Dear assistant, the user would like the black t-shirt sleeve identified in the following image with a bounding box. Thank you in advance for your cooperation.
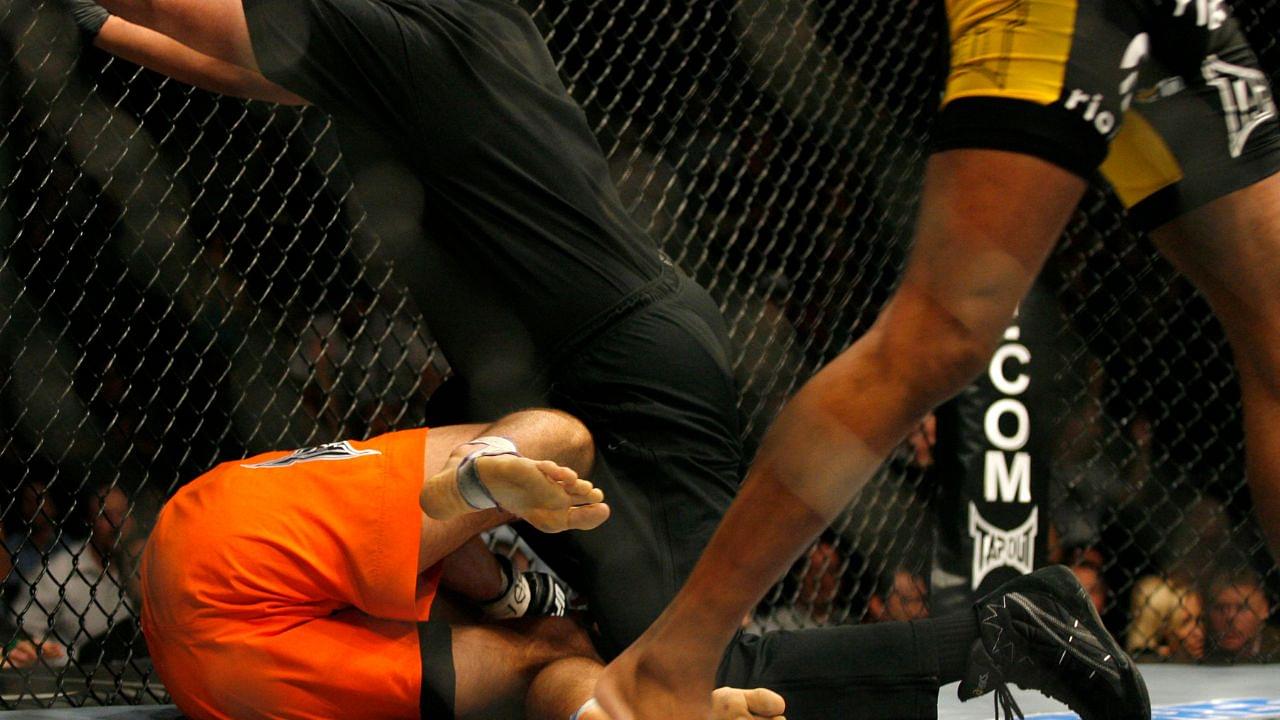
[243,0,413,114]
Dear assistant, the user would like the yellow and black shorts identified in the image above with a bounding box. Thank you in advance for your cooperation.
[935,0,1280,229]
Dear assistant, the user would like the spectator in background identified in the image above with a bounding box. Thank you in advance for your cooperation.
[79,529,150,664]
[1057,544,1108,617]
[1204,570,1280,662]
[794,539,847,626]
[4,481,61,595]
[11,484,138,660]
[1126,575,1205,661]
[866,568,930,624]
[1071,562,1109,617]
[0,516,69,670]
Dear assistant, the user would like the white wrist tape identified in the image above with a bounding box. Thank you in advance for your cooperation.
[456,436,520,510]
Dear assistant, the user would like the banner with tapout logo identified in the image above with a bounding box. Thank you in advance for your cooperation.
[930,281,1061,616]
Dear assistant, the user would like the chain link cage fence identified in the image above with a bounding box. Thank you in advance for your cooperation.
[1,0,1277,708]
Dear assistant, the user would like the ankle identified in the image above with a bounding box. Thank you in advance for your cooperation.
[914,609,980,684]
[420,468,473,520]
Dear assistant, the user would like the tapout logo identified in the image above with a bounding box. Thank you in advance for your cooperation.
[1171,0,1228,30]
[1203,55,1278,158]
[242,441,381,468]
[969,504,1039,588]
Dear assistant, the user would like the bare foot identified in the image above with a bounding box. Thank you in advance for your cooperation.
[422,455,610,533]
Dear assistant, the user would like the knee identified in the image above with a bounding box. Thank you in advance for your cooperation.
[874,299,1002,407]
[537,408,596,473]
[562,412,595,469]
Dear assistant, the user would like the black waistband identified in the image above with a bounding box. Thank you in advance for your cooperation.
[419,620,456,719]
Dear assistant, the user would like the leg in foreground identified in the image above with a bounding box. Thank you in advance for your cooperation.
[439,616,785,720]
[1150,172,1280,562]
[597,148,1088,719]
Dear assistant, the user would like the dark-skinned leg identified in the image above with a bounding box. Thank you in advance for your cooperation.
[1150,171,1280,562]
[597,148,1087,719]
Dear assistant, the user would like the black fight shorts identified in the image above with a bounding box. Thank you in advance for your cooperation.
[934,0,1280,229]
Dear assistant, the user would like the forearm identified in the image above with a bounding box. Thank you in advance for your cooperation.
[94,16,305,104]
[95,0,259,70]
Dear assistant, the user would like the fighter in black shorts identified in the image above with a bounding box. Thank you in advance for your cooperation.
[599,0,1280,717]
[59,0,1148,717]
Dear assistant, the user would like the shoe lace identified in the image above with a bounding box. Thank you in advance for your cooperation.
[986,665,1026,719]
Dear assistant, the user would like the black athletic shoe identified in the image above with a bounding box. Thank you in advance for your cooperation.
[958,566,1151,720]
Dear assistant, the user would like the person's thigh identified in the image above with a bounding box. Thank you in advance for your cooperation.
[892,149,1083,347]
[1150,173,1280,560]
[914,0,1135,366]
[937,0,1150,178]
[447,617,600,719]
[154,610,423,720]
[1148,172,1280,325]
[141,429,437,634]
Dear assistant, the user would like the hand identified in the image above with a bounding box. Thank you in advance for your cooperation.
[2,641,39,670]
[39,640,67,661]
[709,687,786,720]
[1,639,65,669]
[53,0,111,39]
[482,555,569,619]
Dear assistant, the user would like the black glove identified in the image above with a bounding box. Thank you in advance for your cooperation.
[56,0,110,40]
[480,554,568,620]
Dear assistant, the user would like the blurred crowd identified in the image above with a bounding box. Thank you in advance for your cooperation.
[746,514,1277,665]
